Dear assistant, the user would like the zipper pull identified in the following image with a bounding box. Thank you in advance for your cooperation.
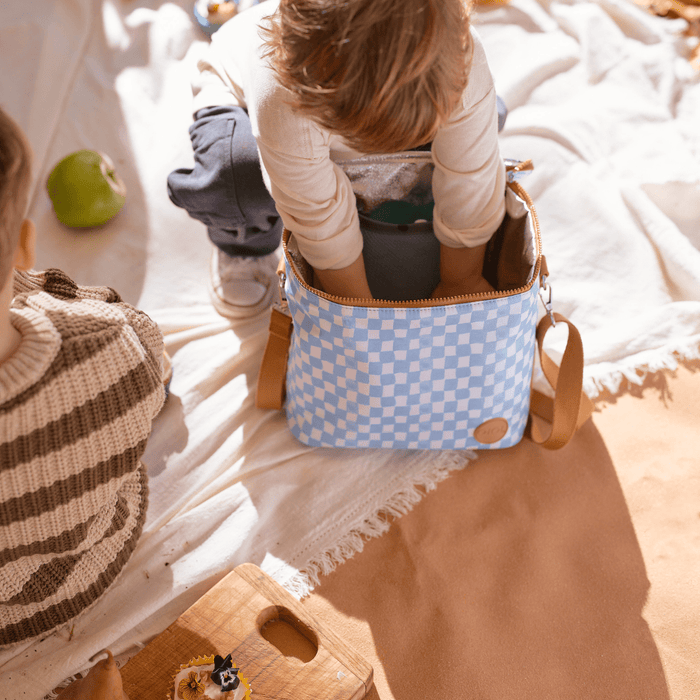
[538,255,556,327]
[505,159,534,183]
[276,254,289,307]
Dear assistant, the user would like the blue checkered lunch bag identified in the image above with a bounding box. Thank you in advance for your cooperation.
[257,157,592,450]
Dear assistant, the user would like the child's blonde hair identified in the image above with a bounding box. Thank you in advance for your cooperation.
[0,107,32,288]
[264,0,472,154]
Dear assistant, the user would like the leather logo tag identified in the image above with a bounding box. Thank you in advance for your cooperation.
[474,418,509,444]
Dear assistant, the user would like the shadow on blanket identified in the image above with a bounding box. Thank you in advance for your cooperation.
[593,358,700,409]
[315,420,670,699]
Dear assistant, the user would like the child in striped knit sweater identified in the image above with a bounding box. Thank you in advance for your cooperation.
[0,107,168,648]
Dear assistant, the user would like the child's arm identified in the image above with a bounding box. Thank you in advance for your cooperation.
[193,9,369,298]
[431,242,494,299]
[77,277,167,398]
[313,253,373,299]
[431,29,506,295]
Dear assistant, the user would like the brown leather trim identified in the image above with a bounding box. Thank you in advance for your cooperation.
[527,314,594,449]
[474,418,509,444]
[256,307,294,410]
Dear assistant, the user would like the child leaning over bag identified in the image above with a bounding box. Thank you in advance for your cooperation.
[0,106,168,648]
[168,0,506,314]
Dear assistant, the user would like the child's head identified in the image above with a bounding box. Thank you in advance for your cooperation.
[0,107,33,289]
[265,0,472,154]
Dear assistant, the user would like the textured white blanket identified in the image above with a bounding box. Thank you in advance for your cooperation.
[0,0,699,697]
[482,0,700,394]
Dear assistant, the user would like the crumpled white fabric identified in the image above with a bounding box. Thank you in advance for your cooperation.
[478,0,700,394]
[0,0,699,697]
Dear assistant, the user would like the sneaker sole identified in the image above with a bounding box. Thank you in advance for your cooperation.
[208,280,276,319]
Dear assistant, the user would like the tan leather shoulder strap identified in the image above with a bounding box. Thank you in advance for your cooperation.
[255,305,293,410]
[527,313,594,449]
[255,305,592,450]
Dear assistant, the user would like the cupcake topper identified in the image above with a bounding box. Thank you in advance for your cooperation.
[211,654,241,692]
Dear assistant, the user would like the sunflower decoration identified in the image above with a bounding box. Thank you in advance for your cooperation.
[169,653,252,700]
[178,670,205,700]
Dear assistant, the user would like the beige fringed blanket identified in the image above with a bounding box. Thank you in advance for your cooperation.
[0,0,699,697]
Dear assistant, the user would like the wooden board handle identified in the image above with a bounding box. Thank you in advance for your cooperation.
[234,564,373,688]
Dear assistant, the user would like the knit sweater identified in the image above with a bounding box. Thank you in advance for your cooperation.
[0,269,165,647]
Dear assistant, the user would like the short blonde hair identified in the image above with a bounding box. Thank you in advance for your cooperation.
[0,107,32,288]
[263,0,472,154]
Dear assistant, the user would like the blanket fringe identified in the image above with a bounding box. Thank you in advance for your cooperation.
[283,339,700,598]
[283,450,475,599]
[584,337,700,399]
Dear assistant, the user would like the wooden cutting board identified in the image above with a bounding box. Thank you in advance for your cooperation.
[120,563,373,700]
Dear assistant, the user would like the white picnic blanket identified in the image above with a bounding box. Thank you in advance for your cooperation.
[0,0,699,697]
[479,0,700,393]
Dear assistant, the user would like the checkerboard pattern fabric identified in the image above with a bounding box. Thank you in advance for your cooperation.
[284,271,540,450]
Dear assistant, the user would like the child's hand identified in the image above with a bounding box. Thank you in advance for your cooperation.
[432,242,495,299]
[312,255,373,300]
[56,650,128,700]
[431,275,495,300]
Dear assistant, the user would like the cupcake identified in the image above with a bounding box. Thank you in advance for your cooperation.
[169,654,251,700]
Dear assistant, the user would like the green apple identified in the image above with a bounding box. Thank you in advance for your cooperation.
[47,150,126,227]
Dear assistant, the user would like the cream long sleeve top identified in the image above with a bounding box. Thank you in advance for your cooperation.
[192,0,506,270]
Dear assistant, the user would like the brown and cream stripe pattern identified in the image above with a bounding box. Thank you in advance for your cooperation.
[1,269,165,647]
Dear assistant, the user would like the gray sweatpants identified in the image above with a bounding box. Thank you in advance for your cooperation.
[167,105,282,258]
[167,99,508,259]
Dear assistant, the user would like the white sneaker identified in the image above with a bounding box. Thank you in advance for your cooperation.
[209,247,281,319]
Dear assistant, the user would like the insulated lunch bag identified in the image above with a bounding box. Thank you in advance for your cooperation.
[256,156,592,450]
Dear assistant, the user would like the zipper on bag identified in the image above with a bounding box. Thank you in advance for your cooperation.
[280,159,544,309]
